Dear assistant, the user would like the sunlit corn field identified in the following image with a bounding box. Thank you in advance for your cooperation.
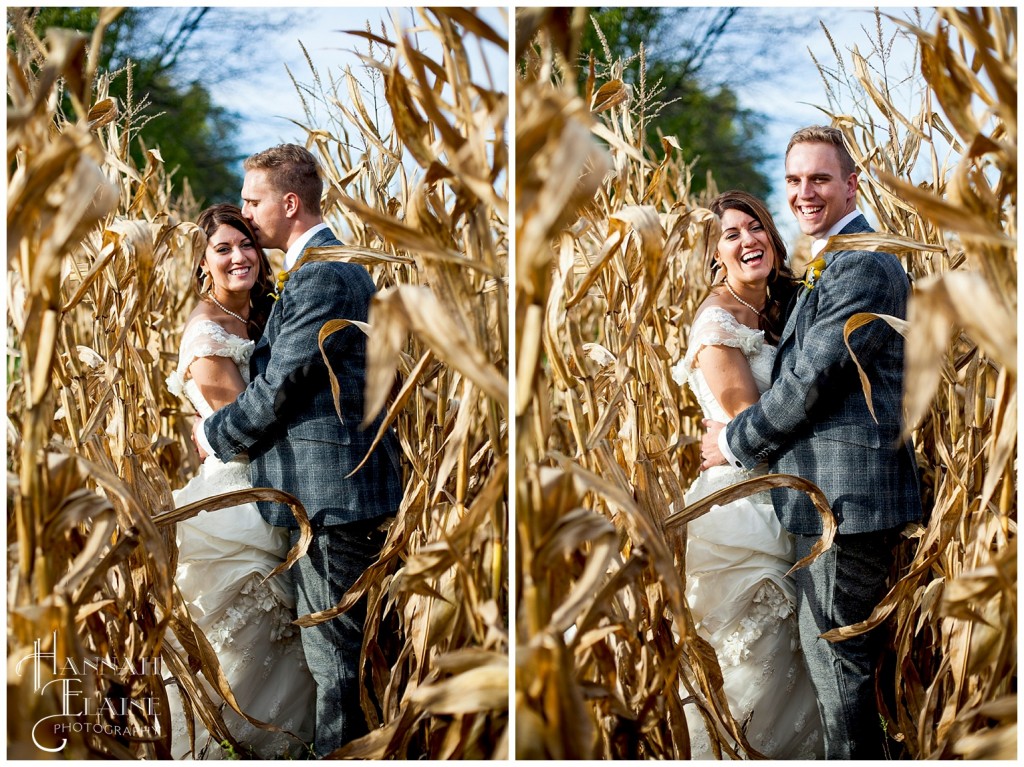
[515,7,1014,760]
[7,7,508,759]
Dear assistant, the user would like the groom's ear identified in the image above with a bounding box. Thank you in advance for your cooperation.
[282,191,301,218]
[845,172,859,201]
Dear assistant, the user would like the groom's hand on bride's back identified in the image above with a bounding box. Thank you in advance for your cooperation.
[700,419,727,470]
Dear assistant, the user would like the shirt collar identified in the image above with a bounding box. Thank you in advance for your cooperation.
[283,222,330,270]
[811,210,862,257]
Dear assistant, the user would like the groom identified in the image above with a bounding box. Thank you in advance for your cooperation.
[701,126,922,759]
[195,143,403,756]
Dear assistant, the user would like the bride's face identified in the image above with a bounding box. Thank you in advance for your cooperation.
[716,208,776,287]
[201,224,260,297]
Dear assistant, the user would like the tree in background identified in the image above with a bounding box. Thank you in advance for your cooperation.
[26,7,291,206]
[580,7,815,201]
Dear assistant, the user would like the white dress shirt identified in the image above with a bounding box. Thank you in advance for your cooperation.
[196,222,331,459]
[716,209,863,469]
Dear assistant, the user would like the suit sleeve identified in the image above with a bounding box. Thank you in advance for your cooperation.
[726,250,907,467]
[204,262,370,460]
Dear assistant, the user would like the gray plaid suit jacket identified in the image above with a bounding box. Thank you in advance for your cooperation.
[727,215,922,535]
[205,227,403,528]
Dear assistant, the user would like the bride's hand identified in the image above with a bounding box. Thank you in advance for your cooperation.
[700,419,726,470]
[192,418,209,461]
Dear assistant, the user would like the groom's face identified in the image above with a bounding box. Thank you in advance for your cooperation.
[241,169,289,252]
[785,142,858,238]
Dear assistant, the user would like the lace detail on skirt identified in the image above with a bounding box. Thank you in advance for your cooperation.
[205,574,301,651]
[167,566,314,759]
[719,581,794,668]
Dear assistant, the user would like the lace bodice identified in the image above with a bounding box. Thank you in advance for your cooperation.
[671,307,776,423]
[166,319,254,418]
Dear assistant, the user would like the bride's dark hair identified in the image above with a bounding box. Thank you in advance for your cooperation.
[706,190,799,345]
[192,203,275,338]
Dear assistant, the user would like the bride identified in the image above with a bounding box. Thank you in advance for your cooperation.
[672,191,823,759]
[164,203,315,758]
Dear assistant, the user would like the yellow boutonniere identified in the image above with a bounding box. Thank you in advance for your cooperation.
[800,257,828,290]
[272,270,291,301]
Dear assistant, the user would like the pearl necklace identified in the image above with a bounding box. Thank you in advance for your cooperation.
[724,280,765,317]
[208,294,249,325]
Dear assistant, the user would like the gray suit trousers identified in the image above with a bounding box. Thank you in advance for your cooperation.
[290,519,386,757]
[794,529,899,760]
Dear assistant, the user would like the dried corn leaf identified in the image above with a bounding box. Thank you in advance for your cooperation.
[366,285,506,408]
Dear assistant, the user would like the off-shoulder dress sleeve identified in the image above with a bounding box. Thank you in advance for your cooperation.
[671,307,764,388]
[166,320,254,399]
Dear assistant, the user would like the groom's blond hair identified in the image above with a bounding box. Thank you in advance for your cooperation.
[244,144,323,214]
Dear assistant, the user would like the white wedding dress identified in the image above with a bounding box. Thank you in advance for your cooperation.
[672,307,822,759]
[164,319,315,759]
